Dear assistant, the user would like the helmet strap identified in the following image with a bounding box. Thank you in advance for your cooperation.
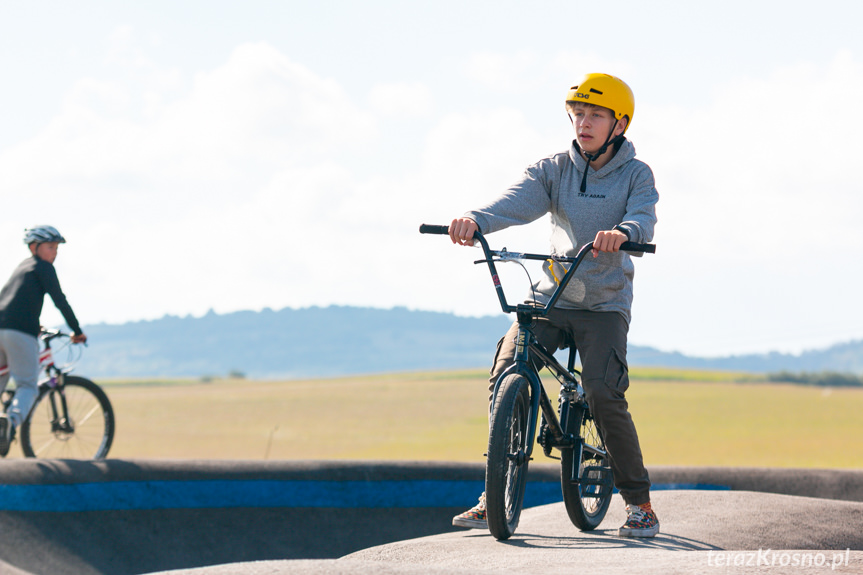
[579,118,623,193]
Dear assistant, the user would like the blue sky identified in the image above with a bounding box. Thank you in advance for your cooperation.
[1,0,862,357]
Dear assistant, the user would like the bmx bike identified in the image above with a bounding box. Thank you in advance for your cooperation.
[420,223,655,540]
[0,328,115,459]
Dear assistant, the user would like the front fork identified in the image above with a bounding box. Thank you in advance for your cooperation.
[39,371,71,433]
[489,311,575,462]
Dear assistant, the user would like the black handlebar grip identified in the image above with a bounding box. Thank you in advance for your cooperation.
[419,224,450,235]
[620,241,656,254]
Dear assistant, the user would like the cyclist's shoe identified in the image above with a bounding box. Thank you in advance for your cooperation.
[452,493,487,529]
[0,415,11,457]
[618,502,660,538]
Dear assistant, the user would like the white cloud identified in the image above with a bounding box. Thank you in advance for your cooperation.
[548,51,634,88]
[0,41,380,325]
[464,50,632,94]
[104,25,136,64]
[2,36,862,359]
[393,49,863,356]
[626,50,863,355]
[635,50,863,260]
[368,81,434,118]
[463,51,535,91]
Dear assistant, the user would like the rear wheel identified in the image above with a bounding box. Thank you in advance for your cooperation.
[20,375,115,459]
[485,373,531,540]
[560,403,613,530]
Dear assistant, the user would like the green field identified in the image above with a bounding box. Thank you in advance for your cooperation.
[8,368,862,468]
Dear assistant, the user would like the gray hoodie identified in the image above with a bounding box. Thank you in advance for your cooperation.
[466,138,658,324]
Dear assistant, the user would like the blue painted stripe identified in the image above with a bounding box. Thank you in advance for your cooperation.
[0,480,729,513]
[0,480,485,512]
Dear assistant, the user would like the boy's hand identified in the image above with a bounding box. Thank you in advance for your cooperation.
[592,229,628,257]
[71,333,87,344]
[449,218,479,246]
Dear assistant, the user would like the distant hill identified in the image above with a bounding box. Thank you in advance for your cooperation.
[627,342,863,374]
[76,306,511,379]
[67,306,863,378]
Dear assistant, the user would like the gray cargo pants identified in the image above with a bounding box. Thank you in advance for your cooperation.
[489,308,651,506]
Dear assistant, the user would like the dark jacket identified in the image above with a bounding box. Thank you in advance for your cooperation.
[0,256,82,337]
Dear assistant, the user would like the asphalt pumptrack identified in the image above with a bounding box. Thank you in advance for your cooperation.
[0,460,861,574]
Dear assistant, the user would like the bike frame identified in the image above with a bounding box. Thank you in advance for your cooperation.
[419,223,655,467]
[477,233,655,483]
[35,331,79,433]
[476,232,594,463]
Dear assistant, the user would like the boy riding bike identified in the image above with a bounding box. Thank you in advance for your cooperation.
[0,225,87,455]
[449,73,660,537]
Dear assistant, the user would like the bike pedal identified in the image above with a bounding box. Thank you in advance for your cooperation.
[579,465,614,497]
[580,465,612,481]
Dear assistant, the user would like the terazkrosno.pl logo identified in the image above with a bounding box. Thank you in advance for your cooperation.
[707,549,851,570]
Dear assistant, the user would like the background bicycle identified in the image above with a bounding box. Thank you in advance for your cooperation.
[0,329,114,459]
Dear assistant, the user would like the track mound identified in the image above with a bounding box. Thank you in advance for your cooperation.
[0,460,861,574]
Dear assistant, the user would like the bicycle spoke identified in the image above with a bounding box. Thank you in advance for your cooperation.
[33,435,59,457]
[74,403,100,427]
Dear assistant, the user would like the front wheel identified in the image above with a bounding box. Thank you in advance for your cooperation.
[20,375,115,459]
[485,373,532,540]
[560,404,613,530]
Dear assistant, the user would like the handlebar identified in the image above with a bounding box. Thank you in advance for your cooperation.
[40,328,69,343]
[418,224,450,235]
[419,223,656,316]
[40,328,86,347]
[419,224,655,254]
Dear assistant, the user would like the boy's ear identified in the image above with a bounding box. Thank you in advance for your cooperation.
[615,116,629,135]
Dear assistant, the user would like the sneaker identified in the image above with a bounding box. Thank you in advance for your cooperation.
[0,415,11,458]
[452,493,487,529]
[618,502,660,538]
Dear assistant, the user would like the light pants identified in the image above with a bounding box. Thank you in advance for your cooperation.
[0,329,40,428]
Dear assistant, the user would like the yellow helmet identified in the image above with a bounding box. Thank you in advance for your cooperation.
[565,73,635,133]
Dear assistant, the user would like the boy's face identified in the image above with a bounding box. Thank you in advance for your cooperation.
[31,242,59,264]
[569,104,626,154]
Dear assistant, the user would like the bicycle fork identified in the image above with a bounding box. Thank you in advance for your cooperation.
[41,373,73,434]
[490,317,572,464]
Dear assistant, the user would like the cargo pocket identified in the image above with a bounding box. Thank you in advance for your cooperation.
[603,347,630,395]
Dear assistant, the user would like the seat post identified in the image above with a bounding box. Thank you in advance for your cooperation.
[566,337,578,373]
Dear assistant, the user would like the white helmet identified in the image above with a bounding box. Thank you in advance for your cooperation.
[23,225,66,245]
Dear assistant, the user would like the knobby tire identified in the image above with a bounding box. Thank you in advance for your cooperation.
[485,373,531,540]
